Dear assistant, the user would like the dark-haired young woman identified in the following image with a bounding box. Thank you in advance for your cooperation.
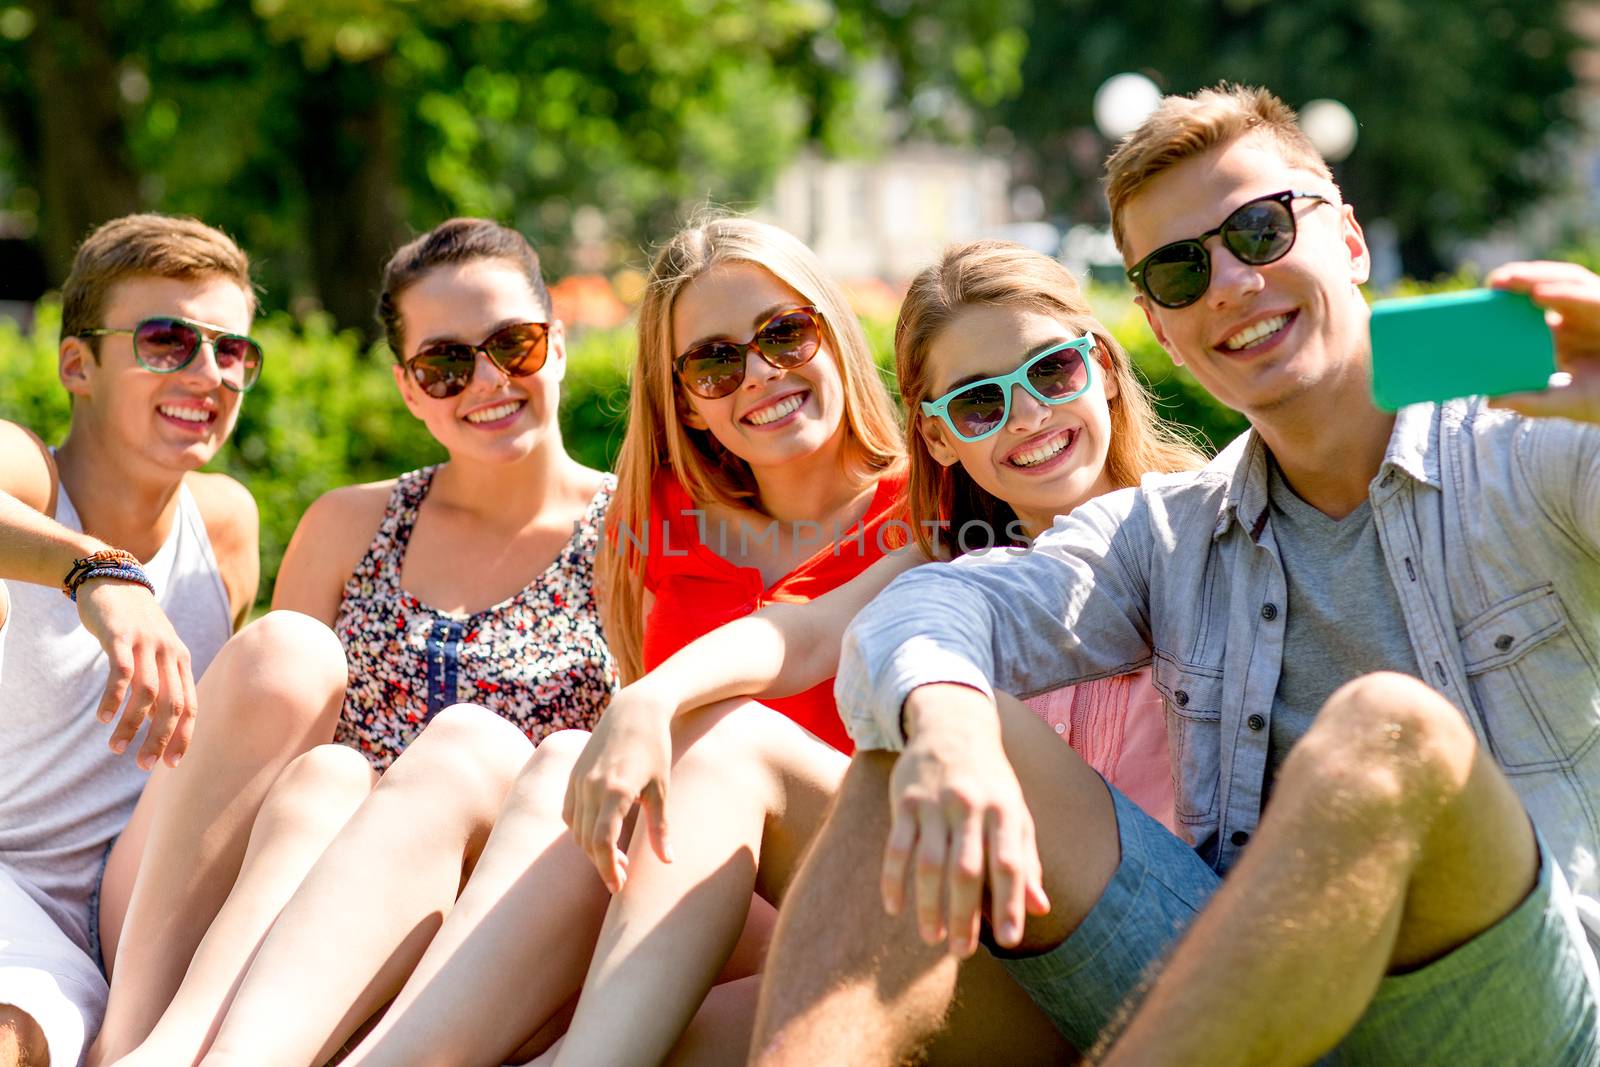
[105,219,621,1067]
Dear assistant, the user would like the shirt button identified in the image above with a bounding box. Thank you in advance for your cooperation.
[1247,713,1266,731]
[1053,722,1066,735]
[1174,689,1190,707]
[1494,634,1514,652]
[1260,602,1278,621]
[1230,830,1250,847]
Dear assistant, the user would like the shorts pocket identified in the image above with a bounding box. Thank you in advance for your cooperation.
[1459,585,1600,772]
[1151,652,1224,822]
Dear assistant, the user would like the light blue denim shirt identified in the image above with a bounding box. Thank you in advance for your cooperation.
[837,398,1600,945]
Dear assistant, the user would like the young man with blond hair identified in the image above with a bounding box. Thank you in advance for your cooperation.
[0,215,346,1067]
[751,86,1600,1065]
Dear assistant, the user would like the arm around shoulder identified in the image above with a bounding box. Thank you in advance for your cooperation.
[270,482,391,627]
[638,549,926,713]
[837,490,1156,750]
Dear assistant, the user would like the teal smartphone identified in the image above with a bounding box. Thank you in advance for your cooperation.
[1369,289,1556,411]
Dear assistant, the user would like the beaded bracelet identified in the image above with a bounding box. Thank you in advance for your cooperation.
[62,549,155,601]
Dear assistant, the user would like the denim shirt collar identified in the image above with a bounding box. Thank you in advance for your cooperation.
[1210,400,1449,543]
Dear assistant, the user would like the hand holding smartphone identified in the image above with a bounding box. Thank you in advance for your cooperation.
[1369,289,1558,411]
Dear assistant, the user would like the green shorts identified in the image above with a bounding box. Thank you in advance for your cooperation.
[995,784,1600,1064]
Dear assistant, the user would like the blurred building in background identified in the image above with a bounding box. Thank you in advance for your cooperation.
[758,146,1012,282]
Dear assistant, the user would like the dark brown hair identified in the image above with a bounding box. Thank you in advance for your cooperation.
[61,213,255,351]
[377,218,551,360]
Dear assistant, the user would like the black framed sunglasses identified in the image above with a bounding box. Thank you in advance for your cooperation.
[404,321,551,399]
[77,316,264,392]
[1126,190,1331,309]
[673,306,823,400]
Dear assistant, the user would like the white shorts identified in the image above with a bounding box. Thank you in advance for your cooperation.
[0,863,107,1067]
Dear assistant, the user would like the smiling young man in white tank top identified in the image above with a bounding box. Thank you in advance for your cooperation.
[0,215,347,1067]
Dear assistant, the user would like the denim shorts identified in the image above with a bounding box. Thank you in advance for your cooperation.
[993,784,1600,1065]
[0,862,110,1067]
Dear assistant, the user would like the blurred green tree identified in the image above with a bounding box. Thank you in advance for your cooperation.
[0,0,1023,334]
[999,0,1583,276]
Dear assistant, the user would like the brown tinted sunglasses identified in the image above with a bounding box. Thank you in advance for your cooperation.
[673,306,822,400]
[405,321,550,399]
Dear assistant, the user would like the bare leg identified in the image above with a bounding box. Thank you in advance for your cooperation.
[89,611,347,1065]
[1100,673,1538,1066]
[0,1004,49,1067]
[551,700,846,1067]
[664,976,759,1067]
[752,692,1108,1067]
[196,704,532,1067]
[339,730,612,1067]
[111,745,377,1067]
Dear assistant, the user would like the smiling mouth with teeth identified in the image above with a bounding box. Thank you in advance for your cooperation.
[745,392,806,426]
[1008,429,1075,468]
[1223,313,1292,351]
[158,404,214,424]
[465,400,524,424]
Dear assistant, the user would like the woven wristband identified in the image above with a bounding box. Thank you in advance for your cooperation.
[62,549,153,601]
[69,563,155,602]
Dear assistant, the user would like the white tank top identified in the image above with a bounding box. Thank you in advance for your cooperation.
[0,479,232,954]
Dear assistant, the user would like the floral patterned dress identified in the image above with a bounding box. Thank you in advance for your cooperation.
[333,466,618,770]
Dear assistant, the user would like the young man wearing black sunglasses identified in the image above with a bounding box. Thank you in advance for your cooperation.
[0,214,345,1067]
[752,85,1600,1066]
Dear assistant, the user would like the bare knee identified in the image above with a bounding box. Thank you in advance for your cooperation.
[263,744,376,822]
[377,704,531,812]
[225,610,346,687]
[0,1003,49,1067]
[1283,672,1479,823]
[813,750,895,837]
[669,700,805,791]
[208,610,347,727]
[502,729,591,819]
[531,728,591,771]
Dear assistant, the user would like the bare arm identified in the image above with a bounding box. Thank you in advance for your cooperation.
[566,550,925,890]
[271,482,390,627]
[0,420,199,768]
[635,550,924,712]
[0,420,90,585]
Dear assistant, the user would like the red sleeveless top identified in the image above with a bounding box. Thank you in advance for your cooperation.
[641,470,908,752]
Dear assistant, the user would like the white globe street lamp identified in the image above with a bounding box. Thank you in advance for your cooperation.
[1299,98,1359,162]
[1093,73,1162,142]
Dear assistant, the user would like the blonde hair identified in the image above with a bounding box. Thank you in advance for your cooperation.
[1105,84,1333,255]
[600,216,904,682]
[895,240,1207,558]
[61,214,256,348]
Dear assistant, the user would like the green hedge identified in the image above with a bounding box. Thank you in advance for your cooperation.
[1,290,1243,607]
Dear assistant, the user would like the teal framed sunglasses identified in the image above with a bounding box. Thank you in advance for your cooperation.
[920,336,1095,443]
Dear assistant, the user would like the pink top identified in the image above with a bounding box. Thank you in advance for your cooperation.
[1024,669,1176,834]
